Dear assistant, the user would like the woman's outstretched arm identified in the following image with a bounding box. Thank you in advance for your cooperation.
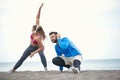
[36,3,43,25]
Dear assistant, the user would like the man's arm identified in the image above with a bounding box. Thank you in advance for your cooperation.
[56,34,70,49]
[59,66,63,72]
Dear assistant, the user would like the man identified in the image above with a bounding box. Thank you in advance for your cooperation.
[49,32,83,73]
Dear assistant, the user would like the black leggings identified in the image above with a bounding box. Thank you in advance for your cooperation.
[13,45,47,70]
[52,57,81,68]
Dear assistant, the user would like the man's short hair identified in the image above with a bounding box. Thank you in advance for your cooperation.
[49,31,58,35]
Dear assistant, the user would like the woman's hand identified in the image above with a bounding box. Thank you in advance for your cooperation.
[40,3,43,9]
[30,52,36,58]
[36,3,44,25]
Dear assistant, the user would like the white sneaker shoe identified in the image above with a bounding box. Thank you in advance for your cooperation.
[68,66,72,72]
[72,67,80,74]
[8,69,15,73]
[44,67,48,72]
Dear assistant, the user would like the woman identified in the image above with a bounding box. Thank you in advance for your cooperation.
[10,3,47,72]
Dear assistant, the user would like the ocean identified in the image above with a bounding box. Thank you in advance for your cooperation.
[0,59,120,72]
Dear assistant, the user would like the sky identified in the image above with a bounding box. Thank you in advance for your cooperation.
[0,0,120,62]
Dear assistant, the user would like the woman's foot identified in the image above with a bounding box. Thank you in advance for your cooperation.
[9,68,15,73]
[44,67,48,72]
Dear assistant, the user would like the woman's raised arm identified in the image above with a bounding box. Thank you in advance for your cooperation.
[36,3,43,25]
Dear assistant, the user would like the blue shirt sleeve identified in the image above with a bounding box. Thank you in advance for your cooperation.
[57,37,70,49]
[55,46,62,56]
[59,66,63,71]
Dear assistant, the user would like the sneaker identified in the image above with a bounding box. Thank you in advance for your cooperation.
[72,67,80,74]
[68,66,72,72]
[44,67,48,72]
[8,69,15,73]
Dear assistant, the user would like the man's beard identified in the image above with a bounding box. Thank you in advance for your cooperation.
[52,39,57,43]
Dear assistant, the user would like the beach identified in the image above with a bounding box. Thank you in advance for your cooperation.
[0,70,120,80]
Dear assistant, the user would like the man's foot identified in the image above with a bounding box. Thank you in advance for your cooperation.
[68,66,73,72]
[72,67,80,74]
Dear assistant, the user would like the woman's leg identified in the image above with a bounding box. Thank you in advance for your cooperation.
[12,45,37,72]
[38,51,47,71]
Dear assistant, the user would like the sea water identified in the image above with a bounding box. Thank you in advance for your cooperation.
[0,59,120,72]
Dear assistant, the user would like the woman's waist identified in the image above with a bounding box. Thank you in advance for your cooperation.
[30,42,39,47]
[30,42,44,48]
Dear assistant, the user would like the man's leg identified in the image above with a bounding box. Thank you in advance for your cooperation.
[73,59,81,69]
[52,57,71,68]
[72,55,83,73]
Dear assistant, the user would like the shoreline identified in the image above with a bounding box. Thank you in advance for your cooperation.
[0,70,120,80]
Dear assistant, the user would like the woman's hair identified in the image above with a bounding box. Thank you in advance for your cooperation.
[32,25,46,40]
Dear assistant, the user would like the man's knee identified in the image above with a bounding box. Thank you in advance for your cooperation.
[73,59,81,68]
[52,57,58,65]
[52,57,65,66]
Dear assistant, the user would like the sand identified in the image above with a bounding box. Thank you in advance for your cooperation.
[0,70,120,80]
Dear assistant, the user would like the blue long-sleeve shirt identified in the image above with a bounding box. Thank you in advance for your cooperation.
[55,37,82,71]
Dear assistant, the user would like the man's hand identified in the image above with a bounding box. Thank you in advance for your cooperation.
[56,34,61,39]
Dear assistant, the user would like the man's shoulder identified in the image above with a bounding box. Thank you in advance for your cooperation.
[62,37,69,40]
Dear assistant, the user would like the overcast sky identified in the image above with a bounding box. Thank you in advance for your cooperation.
[0,0,120,62]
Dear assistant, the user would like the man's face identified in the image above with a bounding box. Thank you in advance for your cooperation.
[50,33,57,43]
